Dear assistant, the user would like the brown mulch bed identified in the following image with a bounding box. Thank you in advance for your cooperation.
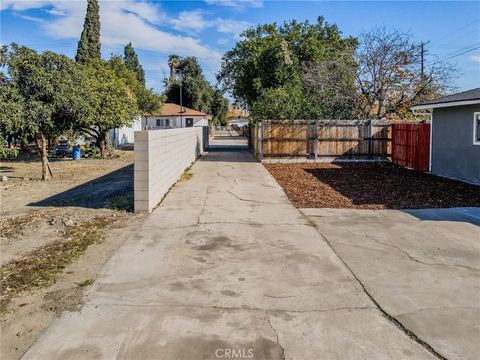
[264,162,480,209]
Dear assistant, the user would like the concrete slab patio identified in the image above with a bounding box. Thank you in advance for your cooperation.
[23,138,439,360]
[303,207,480,360]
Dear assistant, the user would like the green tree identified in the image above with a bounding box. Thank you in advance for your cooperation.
[251,84,305,120]
[0,81,26,156]
[3,45,89,179]
[75,0,101,64]
[80,59,139,158]
[107,56,163,114]
[210,88,229,125]
[217,17,358,120]
[123,42,145,86]
[164,56,213,113]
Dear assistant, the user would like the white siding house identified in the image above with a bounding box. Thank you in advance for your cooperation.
[109,115,142,146]
[144,103,209,129]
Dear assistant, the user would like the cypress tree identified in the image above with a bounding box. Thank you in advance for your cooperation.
[75,0,101,64]
[123,42,145,86]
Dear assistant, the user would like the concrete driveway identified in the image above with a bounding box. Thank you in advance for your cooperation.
[303,207,480,360]
[22,138,463,360]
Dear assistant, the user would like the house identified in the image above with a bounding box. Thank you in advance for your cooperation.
[228,116,249,128]
[109,115,142,146]
[411,88,480,185]
[143,103,209,129]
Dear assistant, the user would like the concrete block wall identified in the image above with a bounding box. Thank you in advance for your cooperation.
[134,127,204,212]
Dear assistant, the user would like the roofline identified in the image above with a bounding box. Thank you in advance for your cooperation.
[411,99,480,110]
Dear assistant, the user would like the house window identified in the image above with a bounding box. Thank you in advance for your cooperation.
[474,112,480,145]
[155,119,171,127]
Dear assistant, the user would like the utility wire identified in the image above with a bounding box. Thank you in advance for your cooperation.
[441,28,480,48]
[425,41,480,65]
[433,45,480,64]
[443,41,480,57]
[433,19,480,43]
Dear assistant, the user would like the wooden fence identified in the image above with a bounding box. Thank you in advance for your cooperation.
[249,120,392,161]
[391,123,430,171]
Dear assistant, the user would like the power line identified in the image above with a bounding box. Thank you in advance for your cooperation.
[433,45,480,64]
[425,41,480,65]
[443,41,480,58]
[441,28,480,48]
[433,19,480,43]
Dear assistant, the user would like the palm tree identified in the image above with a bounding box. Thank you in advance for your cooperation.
[168,54,181,78]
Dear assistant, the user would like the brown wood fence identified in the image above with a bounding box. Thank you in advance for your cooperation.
[249,120,391,161]
[391,123,430,171]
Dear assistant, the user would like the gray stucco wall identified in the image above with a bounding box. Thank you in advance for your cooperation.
[432,104,480,185]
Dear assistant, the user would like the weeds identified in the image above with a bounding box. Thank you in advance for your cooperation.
[0,214,121,313]
[106,192,134,212]
[180,166,194,181]
[77,279,95,288]
[0,210,53,238]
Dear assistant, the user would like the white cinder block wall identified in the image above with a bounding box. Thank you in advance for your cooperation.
[134,128,204,212]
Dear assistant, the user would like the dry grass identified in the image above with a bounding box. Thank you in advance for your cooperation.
[0,214,122,312]
[0,210,53,238]
[180,166,194,181]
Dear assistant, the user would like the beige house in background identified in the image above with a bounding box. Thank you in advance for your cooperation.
[143,103,209,129]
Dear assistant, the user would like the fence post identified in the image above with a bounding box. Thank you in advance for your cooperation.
[368,120,373,159]
[314,120,318,161]
[260,121,264,160]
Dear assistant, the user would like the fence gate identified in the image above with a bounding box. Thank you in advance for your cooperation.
[391,123,430,171]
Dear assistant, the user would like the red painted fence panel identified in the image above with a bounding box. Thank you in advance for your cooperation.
[391,123,430,171]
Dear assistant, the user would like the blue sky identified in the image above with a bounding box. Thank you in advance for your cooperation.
[1,0,479,94]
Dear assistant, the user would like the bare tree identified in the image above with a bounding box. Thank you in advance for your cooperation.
[356,27,457,119]
[300,48,359,119]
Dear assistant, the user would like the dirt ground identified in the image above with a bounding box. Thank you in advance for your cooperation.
[0,152,146,360]
[264,162,480,209]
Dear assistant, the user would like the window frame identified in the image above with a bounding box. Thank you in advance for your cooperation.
[474,112,480,145]
[156,119,162,127]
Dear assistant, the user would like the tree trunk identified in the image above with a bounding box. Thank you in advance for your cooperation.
[96,131,109,158]
[39,131,52,181]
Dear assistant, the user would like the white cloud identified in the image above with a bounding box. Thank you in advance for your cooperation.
[169,11,252,40]
[204,0,263,8]
[470,55,480,62]
[1,1,53,11]
[16,13,46,22]
[217,38,229,45]
[2,1,222,67]
[214,18,252,40]
[170,9,208,33]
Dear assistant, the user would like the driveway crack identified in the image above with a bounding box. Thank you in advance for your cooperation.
[264,294,294,299]
[265,309,286,360]
[197,187,210,225]
[349,231,480,272]
[302,211,448,360]
[227,190,264,203]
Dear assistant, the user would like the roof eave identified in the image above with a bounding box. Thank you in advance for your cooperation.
[411,99,480,110]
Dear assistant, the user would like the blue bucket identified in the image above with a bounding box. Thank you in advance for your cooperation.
[72,146,81,160]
